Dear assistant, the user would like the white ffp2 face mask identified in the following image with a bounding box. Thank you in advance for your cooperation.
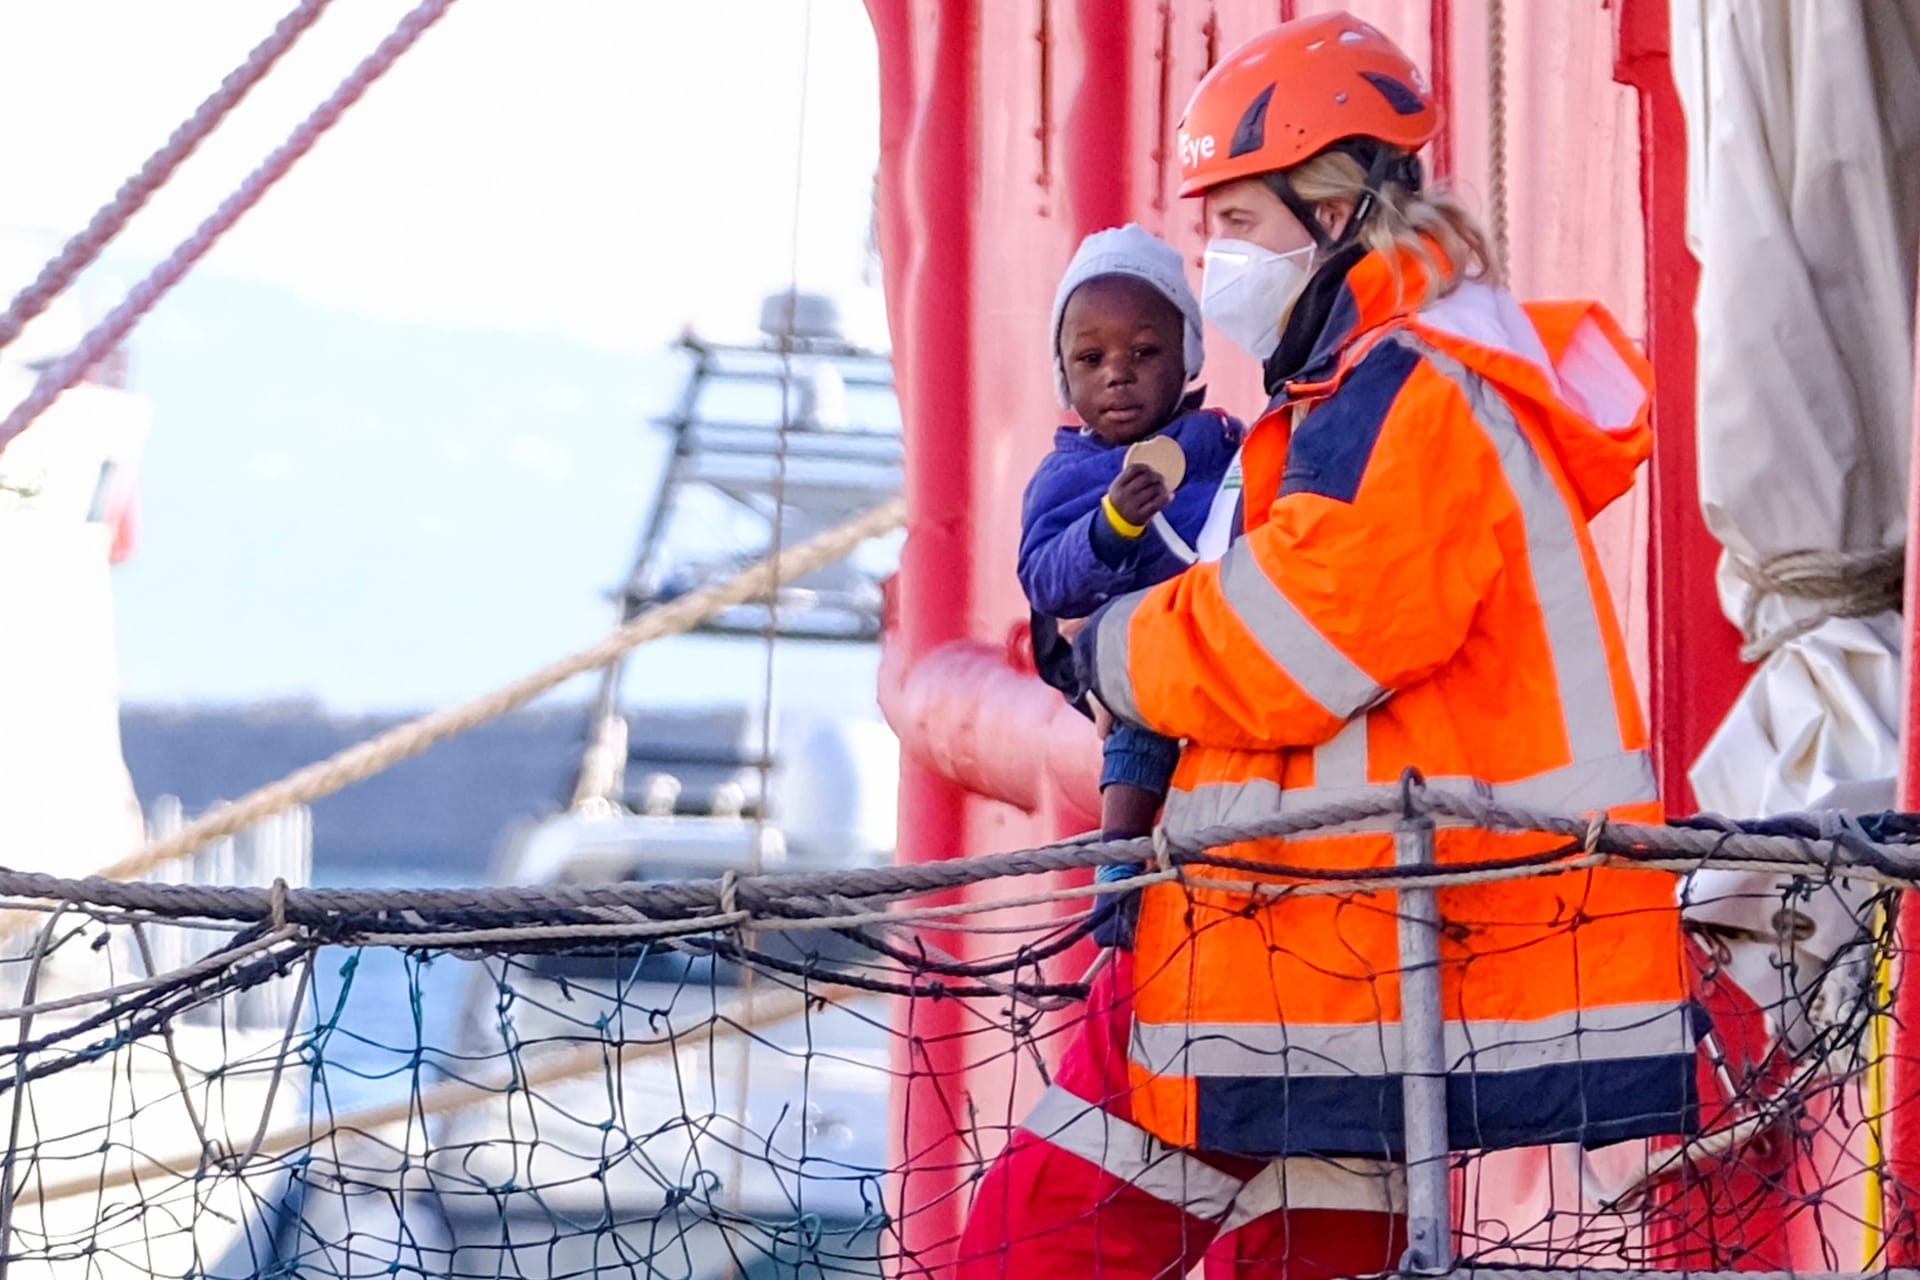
[1200,239,1314,362]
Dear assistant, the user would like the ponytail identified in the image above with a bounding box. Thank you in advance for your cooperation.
[1284,149,1500,304]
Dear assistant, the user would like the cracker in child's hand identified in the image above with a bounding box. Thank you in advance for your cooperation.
[1123,435,1187,490]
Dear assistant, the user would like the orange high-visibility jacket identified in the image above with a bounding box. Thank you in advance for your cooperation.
[1077,248,1694,1158]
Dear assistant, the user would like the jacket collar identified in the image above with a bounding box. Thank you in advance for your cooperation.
[1261,242,1450,408]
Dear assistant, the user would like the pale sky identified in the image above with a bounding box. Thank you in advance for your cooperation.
[0,0,886,350]
[0,0,892,712]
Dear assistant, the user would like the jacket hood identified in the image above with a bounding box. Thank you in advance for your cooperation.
[1411,287,1653,519]
[1276,245,1652,520]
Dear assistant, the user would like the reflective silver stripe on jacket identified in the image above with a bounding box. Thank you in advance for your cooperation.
[1403,335,1627,763]
[1215,539,1390,719]
[1019,1083,1407,1219]
[1223,1156,1406,1225]
[1092,588,1148,727]
[1131,1001,1691,1080]
[1310,717,1369,791]
[1161,749,1657,840]
[1019,1082,1242,1220]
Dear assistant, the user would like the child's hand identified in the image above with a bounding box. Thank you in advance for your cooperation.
[1107,463,1171,529]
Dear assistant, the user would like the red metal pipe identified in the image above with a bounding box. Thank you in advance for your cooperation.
[865,0,915,410]
[1066,0,1133,226]
[878,628,1102,828]
[1611,0,1744,816]
[1612,3,1790,1260]
[866,0,982,1269]
[866,6,1155,1264]
[1883,242,1920,1263]
[1426,0,1454,182]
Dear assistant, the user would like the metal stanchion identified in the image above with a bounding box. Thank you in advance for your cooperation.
[1396,793,1454,1274]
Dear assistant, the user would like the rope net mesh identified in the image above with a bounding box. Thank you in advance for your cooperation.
[0,799,1909,1278]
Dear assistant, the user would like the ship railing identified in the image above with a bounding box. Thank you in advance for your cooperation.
[0,781,1905,1276]
[0,501,1900,1276]
[132,794,312,1031]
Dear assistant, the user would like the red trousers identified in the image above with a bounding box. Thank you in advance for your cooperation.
[956,953,1406,1279]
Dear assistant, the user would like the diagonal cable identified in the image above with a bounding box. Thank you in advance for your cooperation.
[0,0,462,455]
[0,0,335,356]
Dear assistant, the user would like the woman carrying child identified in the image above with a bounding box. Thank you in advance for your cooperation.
[961,12,1692,1278]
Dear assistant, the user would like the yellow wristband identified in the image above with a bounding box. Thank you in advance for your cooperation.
[1102,494,1147,538]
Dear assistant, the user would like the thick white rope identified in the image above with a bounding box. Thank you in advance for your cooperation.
[78,496,904,893]
[1734,546,1907,661]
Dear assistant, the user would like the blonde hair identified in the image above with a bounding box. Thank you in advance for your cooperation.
[1284,149,1501,304]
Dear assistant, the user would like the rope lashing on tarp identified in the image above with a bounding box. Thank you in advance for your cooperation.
[1733,545,1906,661]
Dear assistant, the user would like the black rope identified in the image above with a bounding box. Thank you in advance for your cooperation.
[1182,837,1590,883]
[826,908,1103,981]
[671,935,1088,1003]
[7,803,1920,953]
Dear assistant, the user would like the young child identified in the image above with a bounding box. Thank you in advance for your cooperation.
[1017,224,1242,946]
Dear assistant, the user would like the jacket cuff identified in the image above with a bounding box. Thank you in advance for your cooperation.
[1089,506,1143,568]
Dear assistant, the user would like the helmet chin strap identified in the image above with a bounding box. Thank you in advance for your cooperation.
[1261,169,1338,253]
[1261,143,1423,255]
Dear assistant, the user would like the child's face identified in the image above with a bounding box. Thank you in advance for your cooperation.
[1059,276,1187,445]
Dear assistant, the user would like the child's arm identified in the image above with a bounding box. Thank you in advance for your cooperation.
[1018,463,1168,618]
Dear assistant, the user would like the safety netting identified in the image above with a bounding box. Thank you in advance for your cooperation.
[0,786,1909,1279]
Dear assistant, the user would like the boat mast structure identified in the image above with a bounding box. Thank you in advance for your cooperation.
[571,290,902,815]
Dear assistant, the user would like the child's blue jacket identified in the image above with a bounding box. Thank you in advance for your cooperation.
[1016,398,1242,619]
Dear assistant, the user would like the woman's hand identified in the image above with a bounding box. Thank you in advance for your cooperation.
[1107,463,1171,528]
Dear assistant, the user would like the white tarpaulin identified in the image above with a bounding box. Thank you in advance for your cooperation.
[1671,0,1920,1045]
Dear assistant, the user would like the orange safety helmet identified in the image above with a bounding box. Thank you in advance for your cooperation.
[1176,11,1439,199]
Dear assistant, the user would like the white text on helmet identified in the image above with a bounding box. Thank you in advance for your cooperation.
[1178,131,1216,171]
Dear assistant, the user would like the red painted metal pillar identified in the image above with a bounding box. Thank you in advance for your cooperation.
[866,1,981,1270]
[1425,0,1454,182]
[1883,243,1920,1263]
[1612,0,1744,815]
[1066,0,1133,225]
[1612,3,1794,1264]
